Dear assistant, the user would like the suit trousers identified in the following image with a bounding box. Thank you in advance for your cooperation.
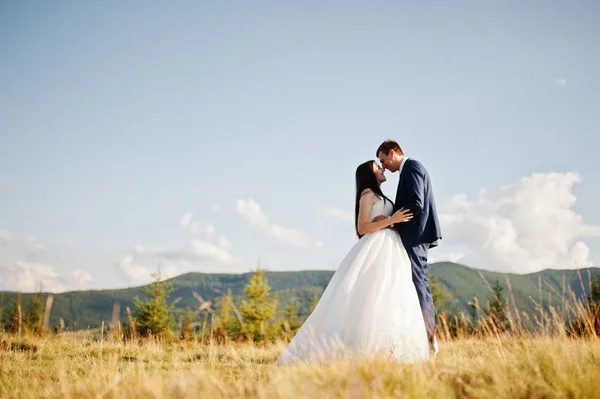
[405,242,436,348]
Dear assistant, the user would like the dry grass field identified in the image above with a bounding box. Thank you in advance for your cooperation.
[1,332,599,399]
[2,269,599,398]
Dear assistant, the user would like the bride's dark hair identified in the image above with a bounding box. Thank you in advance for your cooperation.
[354,160,393,238]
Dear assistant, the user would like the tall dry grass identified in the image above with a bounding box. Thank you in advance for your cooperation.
[436,270,600,341]
[1,332,599,398]
[1,270,598,398]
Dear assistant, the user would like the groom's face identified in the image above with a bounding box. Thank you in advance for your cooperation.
[378,150,400,172]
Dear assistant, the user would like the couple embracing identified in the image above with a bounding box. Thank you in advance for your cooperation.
[277,139,442,364]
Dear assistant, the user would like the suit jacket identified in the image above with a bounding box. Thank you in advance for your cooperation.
[394,158,442,247]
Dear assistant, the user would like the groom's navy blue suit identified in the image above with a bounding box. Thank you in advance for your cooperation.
[393,158,442,349]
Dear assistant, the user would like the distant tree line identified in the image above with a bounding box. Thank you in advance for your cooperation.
[431,272,600,339]
[0,289,50,336]
[118,268,315,343]
[2,269,599,342]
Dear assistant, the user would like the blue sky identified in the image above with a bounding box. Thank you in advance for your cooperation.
[1,1,599,292]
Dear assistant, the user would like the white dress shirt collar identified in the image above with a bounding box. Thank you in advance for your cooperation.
[399,157,409,174]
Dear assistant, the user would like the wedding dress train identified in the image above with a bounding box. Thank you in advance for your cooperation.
[276,198,430,365]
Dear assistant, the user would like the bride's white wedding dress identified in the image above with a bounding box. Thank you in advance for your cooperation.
[276,198,430,365]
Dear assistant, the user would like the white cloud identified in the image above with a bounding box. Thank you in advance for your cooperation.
[118,239,238,285]
[0,228,14,245]
[0,261,99,293]
[180,212,201,235]
[0,230,86,292]
[72,269,94,286]
[188,239,236,263]
[235,198,323,249]
[0,261,65,292]
[119,255,153,285]
[179,212,219,238]
[180,212,194,228]
[321,207,354,221]
[133,244,148,253]
[555,78,567,86]
[236,198,270,229]
[218,236,233,251]
[439,172,600,273]
[205,224,216,236]
[118,214,239,285]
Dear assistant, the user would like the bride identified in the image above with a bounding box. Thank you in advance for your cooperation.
[276,160,430,365]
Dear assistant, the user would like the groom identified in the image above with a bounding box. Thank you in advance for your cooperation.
[375,139,442,357]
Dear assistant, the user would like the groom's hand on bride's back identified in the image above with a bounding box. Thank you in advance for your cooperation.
[392,208,413,224]
[372,209,413,226]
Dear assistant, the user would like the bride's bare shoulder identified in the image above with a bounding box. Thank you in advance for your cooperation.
[361,188,373,197]
[360,189,377,204]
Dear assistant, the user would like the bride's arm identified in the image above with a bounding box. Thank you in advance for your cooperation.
[357,191,413,236]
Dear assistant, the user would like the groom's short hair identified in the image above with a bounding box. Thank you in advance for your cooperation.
[376,140,404,156]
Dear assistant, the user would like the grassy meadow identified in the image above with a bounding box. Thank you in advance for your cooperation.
[2,269,599,398]
[1,332,599,398]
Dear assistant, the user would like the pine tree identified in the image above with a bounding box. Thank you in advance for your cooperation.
[430,274,452,315]
[586,273,600,335]
[3,294,22,334]
[468,295,479,324]
[588,273,600,305]
[218,289,234,327]
[25,290,44,334]
[180,311,194,341]
[131,271,179,339]
[216,289,241,340]
[239,268,277,342]
[486,279,509,332]
[567,273,600,337]
[285,296,300,331]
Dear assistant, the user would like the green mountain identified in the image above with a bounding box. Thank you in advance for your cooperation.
[431,263,598,319]
[1,263,598,330]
